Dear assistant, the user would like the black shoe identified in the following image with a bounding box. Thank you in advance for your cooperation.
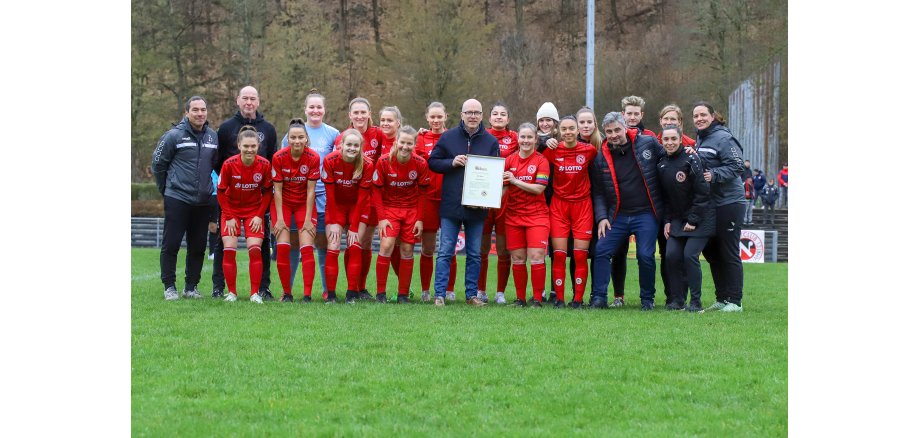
[569,300,584,309]
[554,300,565,309]
[686,301,703,312]
[511,299,526,307]
[324,292,338,304]
[666,301,685,311]
[396,294,410,304]
[302,295,312,303]
[589,298,607,309]
[345,290,359,304]
[259,288,275,301]
[281,294,294,303]
[548,291,557,303]
[358,289,374,301]
[641,301,655,311]
[376,293,388,303]
[211,288,225,298]
[531,300,542,308]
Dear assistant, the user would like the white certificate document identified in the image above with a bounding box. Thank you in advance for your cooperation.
[461,154,504,208]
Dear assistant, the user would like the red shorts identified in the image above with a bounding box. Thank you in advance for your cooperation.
[326,204,358,231]
[421,198,441,232]
[549,197,593,240]
[378,206,419,243]
[361,205,378,226]
[482,207,506,236]
[505,223,549,251]
[220,215,265,238]
[270,201,317,230]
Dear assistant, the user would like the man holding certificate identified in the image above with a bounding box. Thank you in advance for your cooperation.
[427,99,501,307]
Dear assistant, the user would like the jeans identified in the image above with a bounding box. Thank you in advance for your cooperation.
[434,215,485,299]
[160,196,210,289]
[590,211,659,304]
[744,199,754,223]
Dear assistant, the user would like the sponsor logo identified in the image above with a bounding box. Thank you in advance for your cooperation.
[642,150,652,160]
[300,165,308,174]
[576,155,585,164]
[334,171,343,175]
[518,176,533,181]
[527,164,536,174]
[235,183,259,189]
[409,170,418,180]
[559,165,583,172]
[288,176,307,183]
[676,171,686,182]
[181,137,191,141]
[555,157,564,161]
[232,175,242,179]
[390,181,414,187]
[282,168,291,173]
[253,173,263,182]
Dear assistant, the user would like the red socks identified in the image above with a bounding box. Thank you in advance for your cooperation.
[223,248,237,294]
[346,244,364,291]
[552,250,566,302]
[391,255,401,277]
[300,245,315,297]
[276,243,292,294]
[358,248,372,290]
[420,253,433,292]
[248,246,262,296]
[398,256,414,295]
[496,255,510,293]
[531,261,546,302]
[512,261,527,301]
[376,254,391,294]
[326,249,340,294]
[573,249,588,303]
[477,251,490,291]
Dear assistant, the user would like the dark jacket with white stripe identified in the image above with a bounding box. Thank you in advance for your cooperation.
[694,122,745,206]
[151,117,219,206]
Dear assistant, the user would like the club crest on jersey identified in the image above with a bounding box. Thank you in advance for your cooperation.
[253,173,263,182]
[502,137,511,144]
[527,165,537,174]
[575,278,582,285]
[555,279,563,286]
[371,139,379,148]
[300,165,308,174]
[409,170,418,180]
[642,150,652,160]
[676,171,686,182]
[576,154,586,164]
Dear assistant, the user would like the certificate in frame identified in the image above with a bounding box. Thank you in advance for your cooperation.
[461,154,504,208]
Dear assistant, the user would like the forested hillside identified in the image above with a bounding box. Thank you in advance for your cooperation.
[132,0,786,181]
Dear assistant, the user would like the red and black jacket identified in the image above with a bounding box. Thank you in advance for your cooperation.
[589,128,665,224]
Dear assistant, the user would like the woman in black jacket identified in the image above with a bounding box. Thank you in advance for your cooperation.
[658,125,715,313]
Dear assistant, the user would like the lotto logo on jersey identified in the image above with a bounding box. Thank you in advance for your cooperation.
[576,154,586,164]
[527,164,536,174]
[642,150,652,160]
[253,173,263,182]
[676,171,686,182]
[409,170,418,180]
[300,165,308,174]
[502,137,511,144]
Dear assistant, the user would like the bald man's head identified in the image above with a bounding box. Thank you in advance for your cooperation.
[460,99,483,132]
[237,86,260,119]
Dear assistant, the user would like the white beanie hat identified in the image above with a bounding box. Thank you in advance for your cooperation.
[536,102,560,123]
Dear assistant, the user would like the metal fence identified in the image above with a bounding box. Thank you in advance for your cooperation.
[728,61,783,178]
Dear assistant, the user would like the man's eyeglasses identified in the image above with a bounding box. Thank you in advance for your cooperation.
[462,111,483,116]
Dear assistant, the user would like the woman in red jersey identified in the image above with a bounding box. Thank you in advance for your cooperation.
[372,106,408,285]
[541,116,597,309]
[657,104,696,147]
[476,102,518,304]
[217,126,273,304]
[415,102,459,302]
[502,123,550,308]
[322,128,375,304]
[270,118,321,303]
[372,126,431,304]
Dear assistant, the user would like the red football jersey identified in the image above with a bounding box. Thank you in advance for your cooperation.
[334,125,386,163]
[503,152,550,226]
[380,135,396,157]
[487,128,519,158]
[271,146,321,205]
[321,150,374,205]
[541,142,597,202]
[415,130,444,200]
[218,155,273,218]
[372,154,431,209]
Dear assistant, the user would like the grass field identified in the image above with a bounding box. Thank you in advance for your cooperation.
[132,247,787,436]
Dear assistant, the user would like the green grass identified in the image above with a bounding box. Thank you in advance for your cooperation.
[132,248,787,436]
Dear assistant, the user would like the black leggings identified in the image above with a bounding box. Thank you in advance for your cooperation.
[702,203,745,305]
[665,235,708,305]
[160,196,210,288]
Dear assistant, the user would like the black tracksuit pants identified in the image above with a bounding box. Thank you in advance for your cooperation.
[666,236,708,306]
[702,203,745,305]
[211,204,272,292]
[160,196,210,289]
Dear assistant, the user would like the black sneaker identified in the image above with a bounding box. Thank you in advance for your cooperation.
[324,292,338,304]
[281,294,294,303]
[641,301,655,311]
[376,293,387,303]
[569,300,584,309]
[302,295,312,303]
[511,299,526,307]
[259,288,275,301]
[666,301,685,311]
[358,289,374,301]
[345,290,359,304]
[396,294,410,304]
[211,288,225,298]
[554,300,565,309]
[531,300,542,308]
[686,300,703,312]
[548,291,557,303]
[589,298,607,309]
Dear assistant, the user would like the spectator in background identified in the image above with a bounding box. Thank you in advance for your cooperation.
[760,178,779,225]
[742,160,754,225]
[213,86,278,299]
[151,96,218,301]
[752,169,766,208]
[777,163,789,208]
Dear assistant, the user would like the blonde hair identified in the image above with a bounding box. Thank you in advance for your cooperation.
[621,95,646,110]
[348,97,374,126]
[575,107,603,148]
[390,125,418,160]
[658,104,683,123]
[339,128,365,180]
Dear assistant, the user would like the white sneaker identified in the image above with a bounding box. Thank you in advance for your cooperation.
[250,293,263,304]
[476,291,489,303]
[494,292,506,304]
[446,292,456,301]
[720,302,743,312]
[703,301,726,312]
[164,286,180,301]
[421,291,431,302]
[224,292,238,302]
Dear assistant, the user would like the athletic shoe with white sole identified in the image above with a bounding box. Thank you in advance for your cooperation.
[446,292,457,301]
[164,286,180,301]
[494,292,506,304]
[224,292,238,302]
[250,293,263,304]
[476,291,489,303]
[211,288,224,298]
[434,297,445,307]
[182,287,202,299]
[720,302,743,312]
[704,301,727,312]
[421,291,431,302]
[611,297,625,307]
